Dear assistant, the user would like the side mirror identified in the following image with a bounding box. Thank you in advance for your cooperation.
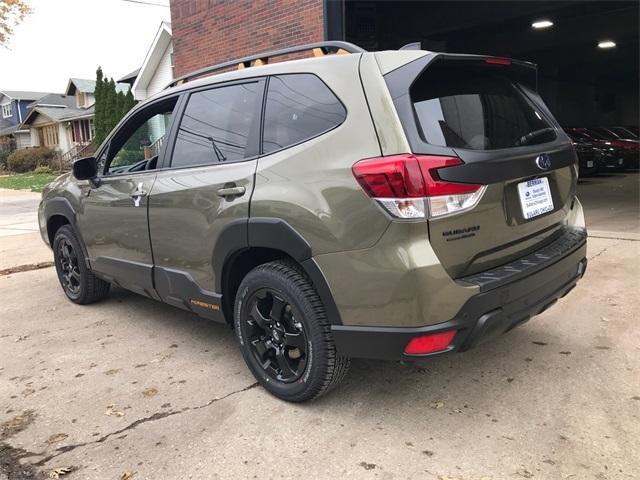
[72,156,98,181]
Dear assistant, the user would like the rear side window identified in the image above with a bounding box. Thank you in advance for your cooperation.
[411,62,556,150]
[172,82,258,167]
[262,74,346,154]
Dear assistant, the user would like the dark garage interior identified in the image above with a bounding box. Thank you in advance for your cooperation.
[341,1,639,127]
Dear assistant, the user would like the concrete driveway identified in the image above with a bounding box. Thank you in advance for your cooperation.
[1,173,639,480]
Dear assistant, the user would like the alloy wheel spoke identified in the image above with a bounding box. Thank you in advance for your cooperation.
[282,332,305,350]
[270,295,285,323]
[275,348,295,379]
[249,302,270,329]
[251,338,269,358]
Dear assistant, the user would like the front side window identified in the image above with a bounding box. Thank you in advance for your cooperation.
[105,98,177,174]
[262,74,346,154]
[171,82,259,168]
[411,61,556,150]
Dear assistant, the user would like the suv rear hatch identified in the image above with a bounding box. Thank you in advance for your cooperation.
[383,54,577,278]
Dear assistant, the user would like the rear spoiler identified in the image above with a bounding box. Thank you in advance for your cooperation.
[385,52,538,99]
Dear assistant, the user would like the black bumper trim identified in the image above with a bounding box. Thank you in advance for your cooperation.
[332,230,587,360]
[459,227,587,292]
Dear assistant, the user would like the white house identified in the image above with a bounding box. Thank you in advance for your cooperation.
[131,21,174,101]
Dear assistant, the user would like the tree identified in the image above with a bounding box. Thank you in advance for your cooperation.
[0,0,32,47]
[94,67,105,145]
[93,68,137,146]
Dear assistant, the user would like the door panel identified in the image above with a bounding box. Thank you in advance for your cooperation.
[148,161,256,294]
[77,174,158,298]
[76,95,180,297]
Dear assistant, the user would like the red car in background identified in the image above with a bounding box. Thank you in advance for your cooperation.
[565,127,639,170]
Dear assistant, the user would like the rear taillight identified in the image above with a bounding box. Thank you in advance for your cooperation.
[352,154,486,219]
[404,330,457,355]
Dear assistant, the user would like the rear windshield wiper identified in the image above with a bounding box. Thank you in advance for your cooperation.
[516,127,556,146]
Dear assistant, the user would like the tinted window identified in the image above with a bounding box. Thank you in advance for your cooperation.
[104,98,177,175]
[411,62,555,150]
[172,82,258,167]
[263,74,346,154]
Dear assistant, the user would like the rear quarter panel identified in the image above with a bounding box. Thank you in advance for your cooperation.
[250,55,389,254]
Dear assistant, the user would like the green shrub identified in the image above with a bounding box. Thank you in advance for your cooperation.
[0,149,9,171]
[6,147,57,173]
[33,165,53,174]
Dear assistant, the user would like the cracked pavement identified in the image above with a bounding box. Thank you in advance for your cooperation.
[0,172,638,479]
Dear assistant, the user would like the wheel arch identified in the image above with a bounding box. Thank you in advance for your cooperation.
[216,218,342,325]
[44,197,90,266]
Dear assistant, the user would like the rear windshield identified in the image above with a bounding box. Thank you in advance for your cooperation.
[411,61,556,150]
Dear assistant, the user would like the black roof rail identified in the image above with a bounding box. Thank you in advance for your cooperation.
[165,41,366,89]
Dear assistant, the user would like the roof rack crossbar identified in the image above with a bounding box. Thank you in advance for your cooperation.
[165,41,366,89]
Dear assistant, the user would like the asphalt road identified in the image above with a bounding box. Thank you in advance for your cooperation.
[1,171,639,480]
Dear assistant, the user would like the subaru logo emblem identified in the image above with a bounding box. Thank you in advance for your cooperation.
[536,153,552,170]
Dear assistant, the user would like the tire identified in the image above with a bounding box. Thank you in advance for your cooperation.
[234,260,350,402]
[53,225,110,304]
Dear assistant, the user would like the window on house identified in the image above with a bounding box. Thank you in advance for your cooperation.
[1,103,13,118]
[41,125,59,147]
[262,74,346,154]
[171,82,259,167]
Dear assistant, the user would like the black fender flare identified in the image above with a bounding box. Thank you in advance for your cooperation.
[43,197,90,265]
[213,217,342,325]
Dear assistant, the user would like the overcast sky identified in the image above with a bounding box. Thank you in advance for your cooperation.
[0,0,171,93]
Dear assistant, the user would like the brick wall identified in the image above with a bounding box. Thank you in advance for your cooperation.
[170,0,325,78]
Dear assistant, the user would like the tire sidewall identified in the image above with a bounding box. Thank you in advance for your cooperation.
[53,226,89,303]
[234,266,327,401]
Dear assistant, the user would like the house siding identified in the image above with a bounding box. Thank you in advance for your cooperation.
[15,131,31,149]
[170,0,324,77]
[145,41,174,99]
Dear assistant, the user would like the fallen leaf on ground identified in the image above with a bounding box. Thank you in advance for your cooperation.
[22,388,35,397]
[120,471,136,480]
[105,404,125,417]
[46,433,68,445]
[429,400,444,409]
[48,467,73,478]
[142,388,158,398]
[515,468,534,478]
[104,369,121,376]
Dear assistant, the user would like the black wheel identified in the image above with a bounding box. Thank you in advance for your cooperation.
[53,225,110,304]
[234,260,350,402]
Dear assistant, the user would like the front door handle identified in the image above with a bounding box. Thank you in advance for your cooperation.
[217,186,246,197]
[130,182,147,207]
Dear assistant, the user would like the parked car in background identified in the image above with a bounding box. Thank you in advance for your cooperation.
[608,126,638,140]
[624,126,638,136]
[565,131,599,176]
[565,128,630,171]
[586,127,639,169]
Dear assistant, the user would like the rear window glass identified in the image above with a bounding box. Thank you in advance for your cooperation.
[262,74,346,154]
[411,62,556,150]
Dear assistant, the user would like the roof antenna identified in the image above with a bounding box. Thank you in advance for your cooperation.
[399,42,421,50]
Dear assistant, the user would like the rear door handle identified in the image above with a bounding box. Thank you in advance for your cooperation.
[217,186,246,197]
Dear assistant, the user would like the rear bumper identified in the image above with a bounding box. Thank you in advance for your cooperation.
[332,227,587,360]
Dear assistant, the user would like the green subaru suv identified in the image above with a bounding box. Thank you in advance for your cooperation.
[39,42,587,402]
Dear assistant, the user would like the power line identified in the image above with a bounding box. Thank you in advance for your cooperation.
[119,0,169,7]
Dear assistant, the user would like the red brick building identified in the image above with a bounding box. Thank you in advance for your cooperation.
[169,0,335,78]
[168,1,637,126]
